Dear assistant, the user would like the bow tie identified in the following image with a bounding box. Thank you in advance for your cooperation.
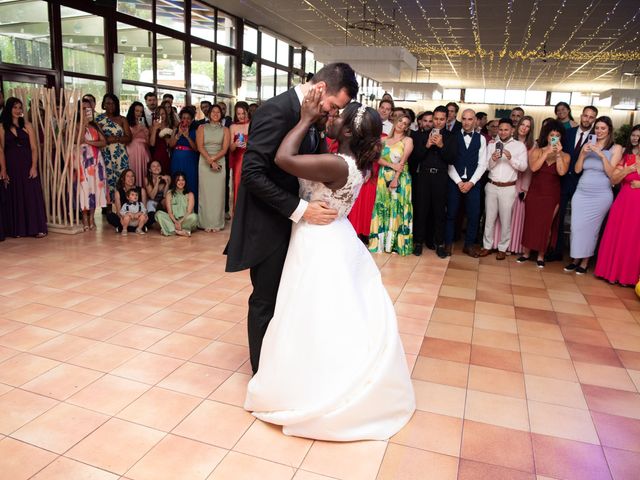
[463,132,473,137]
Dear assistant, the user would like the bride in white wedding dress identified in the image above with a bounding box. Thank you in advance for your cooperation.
[244,89,415,441]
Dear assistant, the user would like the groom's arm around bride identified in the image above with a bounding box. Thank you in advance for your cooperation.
[224,63,359,374]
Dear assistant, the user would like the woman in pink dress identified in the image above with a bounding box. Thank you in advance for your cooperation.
[594,125,640,286]
[126,101,151,187]
[493,116,534,254]
[229,101,249,211]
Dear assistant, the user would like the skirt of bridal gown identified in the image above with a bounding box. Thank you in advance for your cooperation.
[244,216,416,442]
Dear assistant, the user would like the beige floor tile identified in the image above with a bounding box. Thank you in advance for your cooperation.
[178,317,236,340]
[69,342,139,372]
[411,355,469,388]
[377,443,458,480]
[209,372,252,407]
[12,402,108,453]
[158,362,232,398]
[21,363,103,400]
[0,437,58,480]
[524,374,587,409]
[191,341,249,370]
[107,325,170,350]
[391,410,463,457]
[468,364,526,398]
[29,334,98,361]
[0,325,59,351]
[111,351,184,385]
[30,457,119,480]
[234,419,313,468]
[528,401,599,444]
[207,451,294,480]
[117,386,202,431]
[67,418,164,475]
[300,439,387,480]
[173,399,255,448]
[519,336,570,360]
[413,379,466,418]
[472,328,520,352]
[67,374,150,415]
[464,390,530,431]
[146,332,211,360]
[520,353,578,382]
[0,388,57,435]
[474,314,518,334]
[574,361,637,392]
[0,352,60,386]
[126,434,226,480]
[426,322,473,343]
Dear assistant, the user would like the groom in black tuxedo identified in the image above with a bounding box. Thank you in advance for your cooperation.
[225,63,359,374]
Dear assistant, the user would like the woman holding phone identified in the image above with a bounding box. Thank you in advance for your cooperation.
[564,116,622,274]
[126,101,151,187]
[518,120,569,267]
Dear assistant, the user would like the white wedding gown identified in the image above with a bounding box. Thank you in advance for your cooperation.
[244,154,415,441]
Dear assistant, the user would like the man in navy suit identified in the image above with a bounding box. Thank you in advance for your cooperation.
[444,109,488,257]
[445,102,462,134]
[547,105,598,261]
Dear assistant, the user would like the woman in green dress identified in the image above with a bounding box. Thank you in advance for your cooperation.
[155,171,198,237]
[369,113,414,255]
[196,104,230,232]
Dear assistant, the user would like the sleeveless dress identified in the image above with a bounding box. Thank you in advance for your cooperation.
[171,127,199,211]
[570,149,614,258]
[155,191,198,235]
[1,127,48,237]
[77,126,108,211]
[522,160,562,254]
[229,130,248,211]
[198,123,225,230]
[594,153,640,285]
[245,154,416,441]
[96,114,129,201]
[127,124,151,187]
[369,140,413,255]
[348,162,379,238]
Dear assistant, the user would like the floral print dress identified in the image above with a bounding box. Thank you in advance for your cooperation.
[369,140,413,256]
[96,113,129,200]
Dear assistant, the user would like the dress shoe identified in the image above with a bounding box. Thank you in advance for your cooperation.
[413,244,423,256]
[516,256,529,263]
[575,266,588,275]
[478,248,491,257]
[444,244,453,257]
[496,251,506,260]
[462,245,479,258]
[436,245,448,259]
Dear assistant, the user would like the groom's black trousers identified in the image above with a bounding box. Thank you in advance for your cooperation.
[247,241,289,374]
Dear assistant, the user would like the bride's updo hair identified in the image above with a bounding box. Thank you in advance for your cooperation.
[341,102,383,171]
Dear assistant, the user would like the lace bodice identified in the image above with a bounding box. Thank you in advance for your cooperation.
[298,154,364,218]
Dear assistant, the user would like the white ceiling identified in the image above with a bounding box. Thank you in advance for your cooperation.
[213,0,640,92]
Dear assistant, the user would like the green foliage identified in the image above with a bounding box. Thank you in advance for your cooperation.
[615,124,633,146]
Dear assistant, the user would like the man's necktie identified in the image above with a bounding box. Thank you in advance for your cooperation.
[576,132,584,151]
[308,126,318,153]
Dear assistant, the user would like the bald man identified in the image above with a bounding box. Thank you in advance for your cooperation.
[445,108,488,257]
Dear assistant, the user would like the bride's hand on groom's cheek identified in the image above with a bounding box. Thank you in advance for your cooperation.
[301,87,323,124]
[303,201,338,225]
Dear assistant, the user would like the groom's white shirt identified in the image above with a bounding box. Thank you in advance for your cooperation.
[287,85,309,223]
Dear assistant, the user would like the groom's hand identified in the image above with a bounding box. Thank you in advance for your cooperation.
[303,201,338,225]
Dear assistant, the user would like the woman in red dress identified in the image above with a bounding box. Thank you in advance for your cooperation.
[149,106,172,175]
[229,101,250,212]
[518,120,570,268]
[594,125,640,286]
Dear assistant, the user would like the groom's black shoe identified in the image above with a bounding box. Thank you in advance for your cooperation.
[413,244,423,256]
[436,245,448,259]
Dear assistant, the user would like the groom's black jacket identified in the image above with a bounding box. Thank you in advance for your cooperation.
[225,88,317,272]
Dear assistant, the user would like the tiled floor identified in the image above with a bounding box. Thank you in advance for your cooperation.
[0,224,639,480]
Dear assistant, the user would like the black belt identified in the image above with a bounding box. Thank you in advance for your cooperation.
[418,166,443,174]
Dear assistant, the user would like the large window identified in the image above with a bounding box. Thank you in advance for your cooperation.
[261,65,275,100]
[191,1,215,43]
[241,64,258,100]
[216,11,236,48]
[191,44,214,92]
[117,0,152,22]
[277,39,290,67]
[275,69,288,95]
[64,77,107,101]
[217,52,235,95]
[156,0,185,32]
[0,0,51,68]
[244,26,258,54]
[61,7,105,76]
[117,23,153,83]
[261,32,276,63]
[156,34,185,88]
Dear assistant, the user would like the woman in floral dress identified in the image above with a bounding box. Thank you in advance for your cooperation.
[96,93,131,202]
[369,114,414,255]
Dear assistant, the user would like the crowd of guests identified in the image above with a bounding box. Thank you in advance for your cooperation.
[0,91,256,239]
[348,97,640,288]
[0,87,638,288]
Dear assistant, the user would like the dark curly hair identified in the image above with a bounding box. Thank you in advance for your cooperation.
[126,101,148,128]
[340,102,383,171]
[537,119,566,148]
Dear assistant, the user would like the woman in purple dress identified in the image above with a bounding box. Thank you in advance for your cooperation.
[0,97,47,238]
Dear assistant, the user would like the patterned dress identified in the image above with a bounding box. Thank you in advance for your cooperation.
[77,126,108,210]
[369,139,413,255]
[96,113,129,200]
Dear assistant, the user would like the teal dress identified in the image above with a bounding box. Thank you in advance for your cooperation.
[369,140,413,255]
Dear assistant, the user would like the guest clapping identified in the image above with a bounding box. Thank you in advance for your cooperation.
[169,107,199,210]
